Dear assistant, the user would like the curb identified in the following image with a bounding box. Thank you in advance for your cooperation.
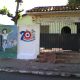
[0,68,80,77]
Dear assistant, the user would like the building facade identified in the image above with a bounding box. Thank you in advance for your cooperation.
[18,5,80,51]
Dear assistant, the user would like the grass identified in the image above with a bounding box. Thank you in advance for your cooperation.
[0,46,17,58]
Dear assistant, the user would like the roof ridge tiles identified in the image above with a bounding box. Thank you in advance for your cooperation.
[27,5,80,12]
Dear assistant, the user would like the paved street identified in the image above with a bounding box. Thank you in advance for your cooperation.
[0,71,80,80]
[0,59,80,77]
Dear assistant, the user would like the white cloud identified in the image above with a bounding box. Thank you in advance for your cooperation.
[0,0,68,25]
[0,15,14,25]
[22,0,68,10]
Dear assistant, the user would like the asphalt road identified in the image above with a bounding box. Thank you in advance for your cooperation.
[0,71,80,80]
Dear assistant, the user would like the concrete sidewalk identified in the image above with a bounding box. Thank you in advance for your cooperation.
[0,58,80,77]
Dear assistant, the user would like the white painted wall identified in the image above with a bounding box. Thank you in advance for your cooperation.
[49,22,77,34]
[17,24,40,59]
[18,15,80,34]
[39,17,78,34]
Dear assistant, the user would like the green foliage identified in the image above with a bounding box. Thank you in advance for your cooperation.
[0,6,22,24]
[0,46,17,58]
[0,1,23,24]
[11,13,22,22]
[68,0,80,5]
[0,6,9,15]
[0,6,13,18]
[7,12,13,17]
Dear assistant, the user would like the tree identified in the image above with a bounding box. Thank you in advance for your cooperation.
[0,0,23,25]
[68,0,80,5]
[14,0,23,25]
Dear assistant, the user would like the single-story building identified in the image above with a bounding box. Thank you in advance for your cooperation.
[18,5,80,52]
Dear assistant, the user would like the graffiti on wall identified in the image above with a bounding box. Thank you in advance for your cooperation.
[20,29,35,42]
[0,25,17,58]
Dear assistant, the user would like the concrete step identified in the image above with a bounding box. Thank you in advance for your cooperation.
[37,52,80,63]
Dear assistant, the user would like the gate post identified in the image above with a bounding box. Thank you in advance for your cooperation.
[0,35,2,51]
[17,24,40,59]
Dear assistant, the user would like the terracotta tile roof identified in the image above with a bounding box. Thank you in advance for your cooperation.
[27,5,80,13]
